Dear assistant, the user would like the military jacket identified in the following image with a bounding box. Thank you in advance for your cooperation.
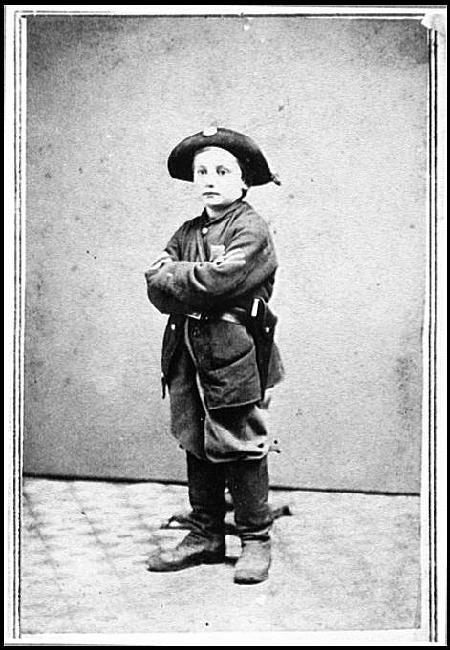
[145,199,284,409]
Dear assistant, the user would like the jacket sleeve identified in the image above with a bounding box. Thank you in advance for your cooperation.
[145,223,190,314]
[145,213,277,312]
[163,223,184,261]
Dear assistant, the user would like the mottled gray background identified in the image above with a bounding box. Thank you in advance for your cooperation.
[24,16,428,492]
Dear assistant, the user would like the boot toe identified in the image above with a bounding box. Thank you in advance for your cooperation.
[147,549,182,572]
[147,533,225,572]
[234,564,270,584]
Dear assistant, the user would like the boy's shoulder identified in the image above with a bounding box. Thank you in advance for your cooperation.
[240,200,265,219]
[172,213,203,236]
[231,201,271,233]
[186,214,204,227]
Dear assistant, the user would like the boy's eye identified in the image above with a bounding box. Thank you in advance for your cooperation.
[195,169,206,175]
[217,168,229,176]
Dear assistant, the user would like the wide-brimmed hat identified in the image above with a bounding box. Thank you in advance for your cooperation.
[167,127,280,187]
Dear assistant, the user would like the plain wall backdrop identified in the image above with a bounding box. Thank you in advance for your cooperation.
[24,15,428,492]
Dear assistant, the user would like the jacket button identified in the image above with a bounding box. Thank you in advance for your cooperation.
[171,323,176,331]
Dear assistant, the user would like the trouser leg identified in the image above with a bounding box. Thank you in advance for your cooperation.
[147,452,226,572]
[226,456,272,584]
[187,451,226,539]
[226,455,272,541]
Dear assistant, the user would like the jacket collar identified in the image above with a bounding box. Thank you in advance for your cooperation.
[200,199,249,225]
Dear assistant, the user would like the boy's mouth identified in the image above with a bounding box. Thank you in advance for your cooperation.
[203,191,220,197]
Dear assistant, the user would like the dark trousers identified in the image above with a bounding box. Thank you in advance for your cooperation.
[187,452,272,542]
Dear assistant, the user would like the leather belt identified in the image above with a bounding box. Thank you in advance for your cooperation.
[186,310,245,325]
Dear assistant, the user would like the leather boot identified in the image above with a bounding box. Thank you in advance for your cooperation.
[148,452,226,572]
[147,531,225,572]
[226,456,272,584]
[234,540,271,584]
[185,451,226,540]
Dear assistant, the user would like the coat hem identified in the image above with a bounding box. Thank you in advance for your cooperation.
[205,397,262,410]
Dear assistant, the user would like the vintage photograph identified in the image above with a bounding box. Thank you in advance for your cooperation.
[5,5,446,645]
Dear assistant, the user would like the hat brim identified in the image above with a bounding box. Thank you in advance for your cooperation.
[167,128,274,187]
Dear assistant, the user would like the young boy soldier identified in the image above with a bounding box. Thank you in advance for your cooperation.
[145,127,283,584]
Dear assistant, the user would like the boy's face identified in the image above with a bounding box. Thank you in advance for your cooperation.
[193,147,247,210]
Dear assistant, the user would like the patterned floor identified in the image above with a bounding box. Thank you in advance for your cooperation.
[20,478,422,636]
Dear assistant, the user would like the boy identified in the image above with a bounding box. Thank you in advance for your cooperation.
[145,127,283,584]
